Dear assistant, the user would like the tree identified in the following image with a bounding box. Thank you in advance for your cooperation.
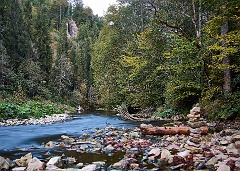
[32,3,53,80]
[91,24,127,108]
[1,0,33,71]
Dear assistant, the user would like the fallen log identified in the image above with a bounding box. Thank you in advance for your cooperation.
[140,124,208,135]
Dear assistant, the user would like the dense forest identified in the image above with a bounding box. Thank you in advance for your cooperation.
[0,0,239,120]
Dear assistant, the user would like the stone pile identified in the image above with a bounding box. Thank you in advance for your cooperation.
[0,114,70,126]
[185,104,207,163]
[1,107,240,171]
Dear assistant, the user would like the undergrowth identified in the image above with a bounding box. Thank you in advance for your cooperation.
[0,101,75,120]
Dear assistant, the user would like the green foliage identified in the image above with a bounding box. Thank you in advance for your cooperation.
[202,92,240,120]
[0,100,74,120]
[154,107,176,118]
[1,0,240,120]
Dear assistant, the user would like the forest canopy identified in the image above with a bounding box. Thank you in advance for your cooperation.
[0,0,240,120]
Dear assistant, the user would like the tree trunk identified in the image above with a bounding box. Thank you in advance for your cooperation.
[140,124,208,135]
[221,21,231,96]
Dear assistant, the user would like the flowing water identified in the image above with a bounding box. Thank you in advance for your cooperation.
[0,111,167,167]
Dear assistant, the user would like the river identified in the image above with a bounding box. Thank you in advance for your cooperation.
[0,111,167,165]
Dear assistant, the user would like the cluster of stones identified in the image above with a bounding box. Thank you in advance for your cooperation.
[186,104,206,154]
[0,114,70,126]
[0,152,100,171]
[1,123,240,171]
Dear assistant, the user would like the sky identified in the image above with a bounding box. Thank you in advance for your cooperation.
[82,0,117,16]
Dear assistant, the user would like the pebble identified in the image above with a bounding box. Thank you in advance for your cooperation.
[1,115,240,171]
[0,114,70,126]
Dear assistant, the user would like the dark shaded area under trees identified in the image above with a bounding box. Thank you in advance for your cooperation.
[0,0,240,120]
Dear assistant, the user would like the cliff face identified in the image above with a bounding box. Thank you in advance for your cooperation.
[67,19,78,38]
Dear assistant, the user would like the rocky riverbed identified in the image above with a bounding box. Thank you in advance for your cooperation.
[0,114,70,126]
[1,119,240,171]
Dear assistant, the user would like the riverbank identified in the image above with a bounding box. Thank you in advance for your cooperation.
[0,113,70,126]
[1,119,240,171]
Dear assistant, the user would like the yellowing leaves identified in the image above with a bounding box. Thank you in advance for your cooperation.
[120,55,148,80]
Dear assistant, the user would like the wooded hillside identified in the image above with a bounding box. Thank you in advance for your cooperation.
[0,0,239,120]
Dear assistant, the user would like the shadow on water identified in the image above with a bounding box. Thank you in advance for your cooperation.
[0,111,168,167]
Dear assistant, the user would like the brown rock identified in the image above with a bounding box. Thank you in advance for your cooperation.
[15,153,32,167]
[173,156,185,165]
[0,156,14,170]
[184,144,202,153]
[188,122,203,128]
[233,134,240,141]
[235,141,240,148]
[189,137,201,144]
[190,133,201,138]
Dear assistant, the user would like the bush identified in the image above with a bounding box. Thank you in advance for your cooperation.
[0,100,75,120]
[154,106,176,118]
[202,92,240,120]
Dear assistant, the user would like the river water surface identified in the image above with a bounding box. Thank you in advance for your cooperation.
[0,111,166,167]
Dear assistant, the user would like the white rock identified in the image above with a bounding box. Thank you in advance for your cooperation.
[79,164,96,171]
[190,106,200,115]
[45,165,59,170]
[177,150,191,158]
[148,148,161,157]
[12,167,26,171]
[220,140,229,145]
[67,157,76,163]
[226,143,239,154]
[161,149,172,163]
[187,140,200,147]
[76,163,84,167]
[47,156,62,167]
[217,164,231,171]
[105,144,114,151]
[92,161,105,166]
[27,157,44,171]
[112,162,121,168]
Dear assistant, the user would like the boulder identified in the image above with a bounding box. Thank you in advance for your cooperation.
[15,153,32,167]
[190,106,200,115]
[184,144,202,153]
[205,157,218,166]
[161,149,172,163]
[45,165,59,170]
[226,143,239,155]
[148,148,161,157]
[235,141,240,148]
[188,122,203,128]
[67,157,76,163]
[220,140,229,145]
[233,134,240,142]
[177,150,191,158]
[45,141,56,148]
[187,140,200,147]
[46,156,62,168]
[217,164,231,171]
[26,157,44,171]
[0,156,14,170]
[12,167,26,171]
